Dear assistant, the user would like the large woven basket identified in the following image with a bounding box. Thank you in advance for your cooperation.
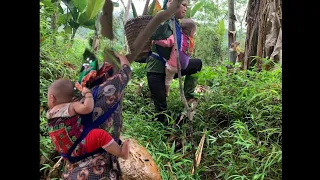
[125,15,153,61]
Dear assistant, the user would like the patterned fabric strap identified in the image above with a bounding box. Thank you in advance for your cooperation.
[61,86,120,163]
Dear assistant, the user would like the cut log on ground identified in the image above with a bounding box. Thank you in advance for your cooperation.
[119,137,162,180]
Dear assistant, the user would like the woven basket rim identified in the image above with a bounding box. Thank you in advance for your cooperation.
[125,15,153,23]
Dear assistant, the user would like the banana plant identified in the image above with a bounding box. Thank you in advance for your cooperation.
[58,0,103,40]
[55,0,118,40]
[185,0,204,18]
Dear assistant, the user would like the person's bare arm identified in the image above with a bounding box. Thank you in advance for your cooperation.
[103,140,130,159]
[115,54,130,67]
[71,87,94,115]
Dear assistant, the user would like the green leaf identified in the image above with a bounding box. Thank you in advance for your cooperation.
[62,0,79,21]
[148,0,156,15]
[64,26,73,34]
[78,12,96,27]
[86,0,104,20]
[185,7,191,18]
[191,1,204,17]
[72,0,87,13]
[58,4,65,13]
[84,25,95,30]
[78,12,88,25]
[58,13,72,25]
[171,141,175,154]
[218,20,226,37]
[68,20,80,29]
[42,0,55,7]
[40,149,50,160]
[40,164,51,171]
[131,2,138,18]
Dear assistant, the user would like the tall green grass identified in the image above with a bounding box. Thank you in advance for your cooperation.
[40,35,282,180]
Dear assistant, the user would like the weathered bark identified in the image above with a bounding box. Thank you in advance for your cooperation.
[243,0,282,70]
[100,0,114,40]
[256,0,267,70]
[243,0,260,70]
[228,0,237,64]
[238,6,247,43]
[264,0,282,70]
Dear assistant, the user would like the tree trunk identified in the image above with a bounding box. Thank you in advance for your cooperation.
[228,0,237,64]
[243,0,282,70]
[264,0,282,70]
[92,13,101,54]
[124,0,132,23]
[124,0,132,53]
[238,6,247,44]
[51,0,60,32]
[243,0,260,70]
[51,0,60,44]
[51,13,57,32]
[256,0,267,71]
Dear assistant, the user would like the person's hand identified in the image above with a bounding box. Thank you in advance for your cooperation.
[114,51,126,60]
[82,87,91,96]
[71,97,77,102]
[114,51,120,58]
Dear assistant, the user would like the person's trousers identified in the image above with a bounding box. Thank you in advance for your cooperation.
[147,58,202,122]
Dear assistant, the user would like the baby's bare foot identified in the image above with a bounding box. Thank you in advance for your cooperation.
[121,140,130,159]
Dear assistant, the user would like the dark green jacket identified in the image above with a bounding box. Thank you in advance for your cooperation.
[146,14,179,74]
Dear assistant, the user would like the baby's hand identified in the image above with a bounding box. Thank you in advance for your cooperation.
[82,87,91,96]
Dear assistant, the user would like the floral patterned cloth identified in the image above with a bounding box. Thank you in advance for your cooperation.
[48,64,132,180]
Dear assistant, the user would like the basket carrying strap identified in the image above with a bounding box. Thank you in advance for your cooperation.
[150,45,167,65]
[60,86,120,163]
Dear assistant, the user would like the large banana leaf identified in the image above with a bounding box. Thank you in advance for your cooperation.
[86,0,105,20]
[72,0,87,13]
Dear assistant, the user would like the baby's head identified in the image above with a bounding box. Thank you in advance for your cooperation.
[181,18,196,37]
[47,78,74,109]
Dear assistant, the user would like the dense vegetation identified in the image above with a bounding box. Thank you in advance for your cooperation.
[40,0,282,179]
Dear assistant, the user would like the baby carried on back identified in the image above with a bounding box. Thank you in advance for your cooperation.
[46,49,132,164]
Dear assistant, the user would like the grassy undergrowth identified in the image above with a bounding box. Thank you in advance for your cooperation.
[40,37,282,180]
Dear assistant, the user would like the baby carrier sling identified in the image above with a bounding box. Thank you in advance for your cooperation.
[60,85,120,163]
[61,50,120,163]
[149,18,191,69]
[149,18,181,66]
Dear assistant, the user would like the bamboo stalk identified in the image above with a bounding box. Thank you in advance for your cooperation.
[171,17,197,178]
